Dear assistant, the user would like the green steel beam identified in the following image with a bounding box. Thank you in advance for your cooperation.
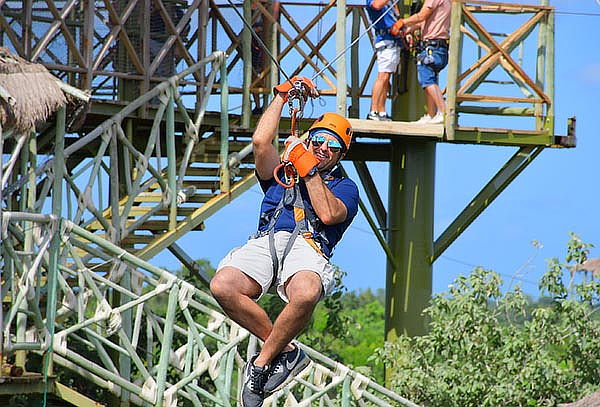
[167,242,211,288]
[386,139,435,339]
[166,92,177,231]
[385,1,432,343]
[353,161,386,229]
[44,106,66,378]
[433,146,544,261]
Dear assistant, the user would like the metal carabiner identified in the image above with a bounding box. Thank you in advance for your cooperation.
[273,161,298,189]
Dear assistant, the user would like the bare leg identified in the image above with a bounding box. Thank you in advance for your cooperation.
[371,72,392,113]
[432,84,445,113]
[254,271,322,367]
[424,85,437,117]
[424,84,445,116]
[210,266,273,341]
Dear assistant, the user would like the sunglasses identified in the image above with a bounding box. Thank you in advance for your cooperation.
[310,135,343,153]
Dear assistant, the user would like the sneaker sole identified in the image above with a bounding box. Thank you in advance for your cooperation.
[265,358,311,395]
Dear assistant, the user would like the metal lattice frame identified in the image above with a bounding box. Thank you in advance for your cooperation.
[0,212,419,407]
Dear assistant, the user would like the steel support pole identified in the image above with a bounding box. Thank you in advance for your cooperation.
[0,124,3,364]
[241,0,252,128]
[335,0,347,115]
[220,60,230,193]
[44,106,66,377]
[385,2,432,343]
[385,139,435,340]
[16,132,30,368]
[167,91,177,231]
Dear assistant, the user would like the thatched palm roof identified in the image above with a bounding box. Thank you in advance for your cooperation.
[558,389,600,407]
[0,47,66,133]
[571,258,600,278]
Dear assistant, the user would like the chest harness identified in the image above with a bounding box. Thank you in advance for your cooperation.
[252,167,340,289]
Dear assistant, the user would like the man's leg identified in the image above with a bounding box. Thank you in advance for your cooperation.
[371,72,391,113]
[210,266,273,341]
[423,85,437,117]
[254,270,322,367]
[431,83,445,113]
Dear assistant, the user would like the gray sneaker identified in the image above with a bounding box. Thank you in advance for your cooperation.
[240,354,269,407]
[264,346,310,394]
[366,111,380,121]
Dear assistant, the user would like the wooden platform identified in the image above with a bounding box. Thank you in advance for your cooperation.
[348,118,444,139]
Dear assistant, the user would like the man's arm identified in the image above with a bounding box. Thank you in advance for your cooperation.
[402,0,434,25]
[369,0,389,10]
[252,95,286,180]
[303,175,348,225]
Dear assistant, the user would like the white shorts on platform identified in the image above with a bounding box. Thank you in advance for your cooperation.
[375,40,401,73]
[217,231,335,302]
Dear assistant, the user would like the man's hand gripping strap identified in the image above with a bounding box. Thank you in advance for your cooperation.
[283,137,318,178]
[273,137,319,188]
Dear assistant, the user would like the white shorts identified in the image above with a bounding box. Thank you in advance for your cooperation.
[375,40,401,73]
[216,231,335,302]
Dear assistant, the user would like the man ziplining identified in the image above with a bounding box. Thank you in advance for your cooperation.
[210,76,359,407]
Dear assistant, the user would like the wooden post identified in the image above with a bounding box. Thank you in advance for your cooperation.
[336,0,347,115]
[242,0,252,128]
[350,8,360,119]
[445,1,463,141]
[535,0,548,130]
[544,5,554,135]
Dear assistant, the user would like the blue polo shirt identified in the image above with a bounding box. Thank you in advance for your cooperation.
[257,167,359,259]
[366,0,400,42]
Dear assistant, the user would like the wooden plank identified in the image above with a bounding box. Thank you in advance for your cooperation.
[457,94,543,104]
[455,126,546,135]
[348,119,443,138]
[459,0,552,11]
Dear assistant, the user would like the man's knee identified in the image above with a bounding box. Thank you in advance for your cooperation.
[210,267,262,302]
[286,272,323,307]
[209,271,230,301]
[210,268,240,301]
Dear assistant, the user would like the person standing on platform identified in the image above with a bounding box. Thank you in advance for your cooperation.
[210,77,359,407]
[391,0,451,124]
[366,0,403,121]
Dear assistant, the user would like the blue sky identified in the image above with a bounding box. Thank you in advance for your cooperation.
[159,0,599,297]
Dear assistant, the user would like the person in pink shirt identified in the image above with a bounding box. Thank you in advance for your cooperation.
[391,0,451,124]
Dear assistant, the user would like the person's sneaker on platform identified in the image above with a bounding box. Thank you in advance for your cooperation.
[264,345,310,394]
[366,111,380,121]
[240,354,269,407]
[413,114,432,124]
[377,112,392,121]
[429,111,444,124]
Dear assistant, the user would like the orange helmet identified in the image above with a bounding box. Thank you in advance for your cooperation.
[308,113,353,152]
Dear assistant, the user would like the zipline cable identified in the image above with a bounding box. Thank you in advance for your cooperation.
[225,0,403,83]
[311,0,403,81]
[224,0,293,84]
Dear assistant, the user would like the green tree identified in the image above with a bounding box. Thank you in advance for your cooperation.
[375,233,600,407]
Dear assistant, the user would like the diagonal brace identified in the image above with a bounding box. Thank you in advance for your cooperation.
[433,146,544,261]
[353,161,386,229]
